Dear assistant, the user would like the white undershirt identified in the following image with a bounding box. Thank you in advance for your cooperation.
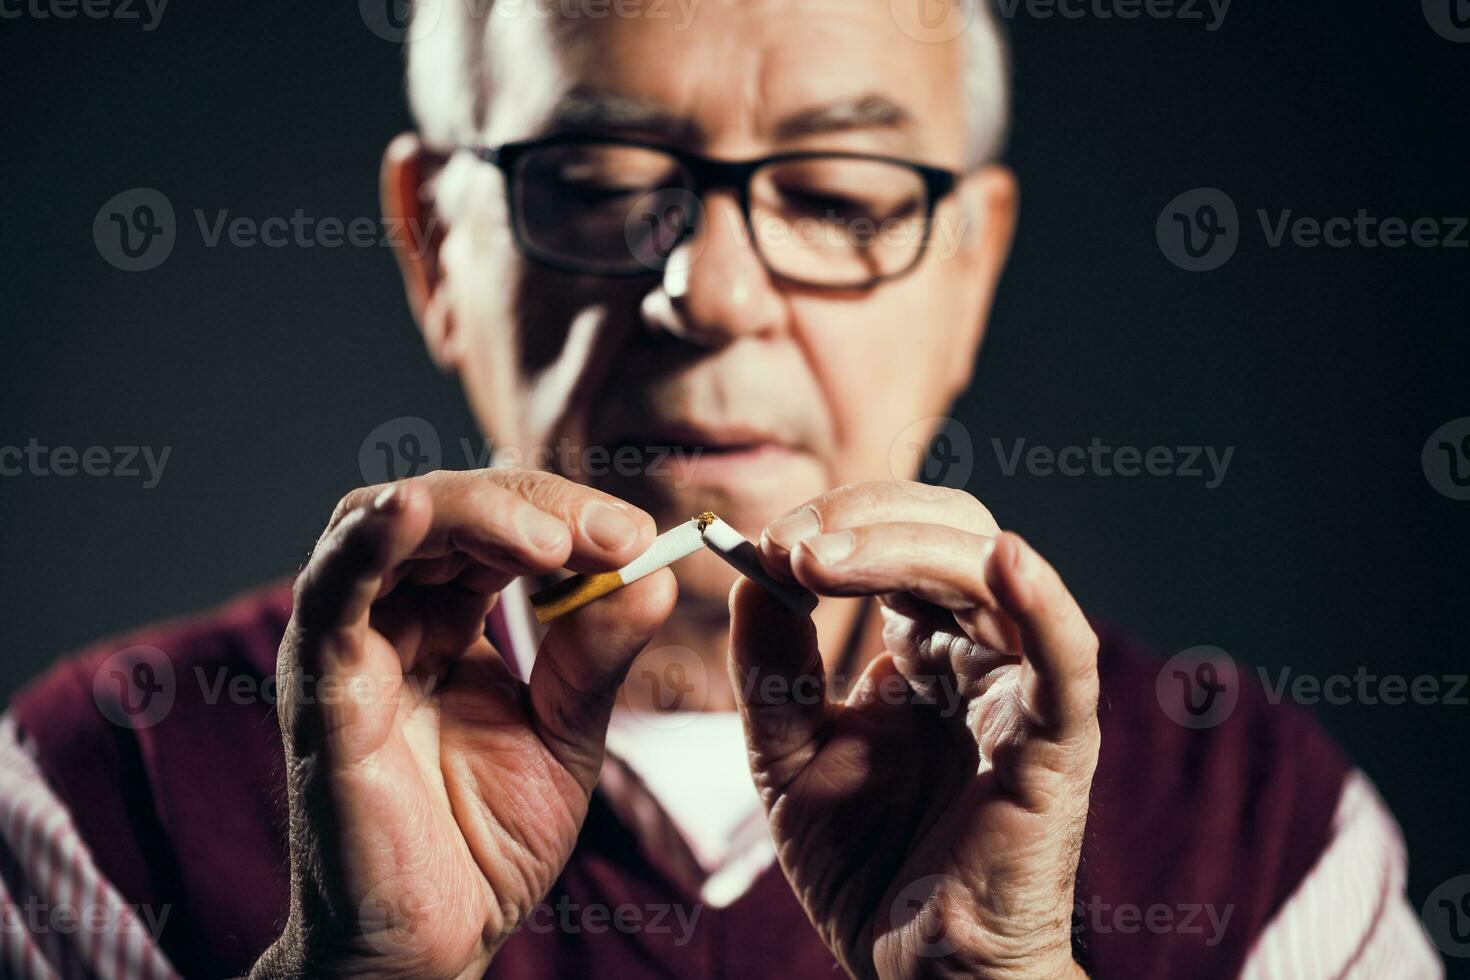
[490,584,1441,973]
[603,708,776,908]
[500,581,777,908]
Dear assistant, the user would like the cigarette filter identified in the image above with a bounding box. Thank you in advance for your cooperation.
[529,517,705,623]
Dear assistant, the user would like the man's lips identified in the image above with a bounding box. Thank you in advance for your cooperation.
[624,423,793,455]
[612,423,805,483]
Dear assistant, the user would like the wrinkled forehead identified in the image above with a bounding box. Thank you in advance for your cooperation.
[474,0,971,166]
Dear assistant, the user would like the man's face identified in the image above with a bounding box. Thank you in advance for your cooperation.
[402,0,1013,609]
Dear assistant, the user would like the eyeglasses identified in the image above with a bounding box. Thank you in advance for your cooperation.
[470,134,962,290]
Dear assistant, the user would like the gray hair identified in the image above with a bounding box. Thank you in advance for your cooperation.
[405,0,1010,167]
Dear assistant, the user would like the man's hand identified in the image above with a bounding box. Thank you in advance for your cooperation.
[732,481,1098,980]
[251,470,675,979]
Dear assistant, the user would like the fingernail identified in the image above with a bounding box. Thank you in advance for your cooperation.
[803,531,855,566]
[516,507,569,551]
[582,502,639,551]
[766,506,821,550]
[1007,533,1027,573]
[373,486,402,513]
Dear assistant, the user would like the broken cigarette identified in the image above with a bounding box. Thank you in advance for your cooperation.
[529,511,817,623]
[529,516,706,623]
[697,513,819,616]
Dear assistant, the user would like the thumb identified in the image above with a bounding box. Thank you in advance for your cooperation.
[728,578,830,795]
[984,532,1100,741]
[527,568,678,791]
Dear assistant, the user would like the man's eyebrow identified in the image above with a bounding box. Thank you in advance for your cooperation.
[541,91,915,148]
[543,91,701,143]
[771,95,916,141]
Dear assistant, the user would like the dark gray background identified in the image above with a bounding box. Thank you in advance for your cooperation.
[2,0,1467,966]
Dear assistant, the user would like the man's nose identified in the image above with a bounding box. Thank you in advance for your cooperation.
[640,192,786,345]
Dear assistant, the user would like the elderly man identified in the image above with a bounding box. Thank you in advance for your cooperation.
[0,1,1441,977]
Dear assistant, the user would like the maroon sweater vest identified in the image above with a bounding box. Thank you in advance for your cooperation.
[10,585,1350,978]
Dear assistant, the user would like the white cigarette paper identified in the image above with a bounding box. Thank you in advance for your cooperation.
[529,518,705,623]
[699,516,819,616]
[528,511,818,623]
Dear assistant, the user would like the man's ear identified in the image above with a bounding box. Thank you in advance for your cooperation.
[946,165,1018,390]
[381,133,457,372]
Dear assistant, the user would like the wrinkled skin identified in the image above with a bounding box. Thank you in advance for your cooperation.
[254,471,675,979]
[253,1,1100,977]
[732,482,1097,979]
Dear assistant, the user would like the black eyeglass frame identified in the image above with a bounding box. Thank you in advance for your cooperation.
[469,133,963,290]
